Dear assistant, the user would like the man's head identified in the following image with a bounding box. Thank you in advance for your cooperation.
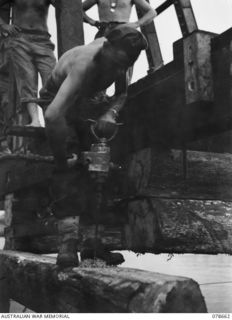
[104,26,148,67]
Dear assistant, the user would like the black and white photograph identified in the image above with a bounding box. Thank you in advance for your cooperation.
[0,0,232,315]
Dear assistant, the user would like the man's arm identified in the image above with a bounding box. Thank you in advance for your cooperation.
[127,0,157,29]
[82,0,99,26]
[0,20,21,36]
[0,0,21,36]
[0,0,9,25]
[98,70,128,127]
[45,70,84,120]
[45,69,85,168]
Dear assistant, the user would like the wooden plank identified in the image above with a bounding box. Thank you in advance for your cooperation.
[115,61,185,155]
[173,0,197,36]
[125,198,232,254]
[183,32,215,105]
[9,195,232,256]
[113,29,232,150]
[211,27,232,122]
[0,250,207,313]
[119,148,232,254]
[56,0,84,57]
[125,148,232,201]
[6,125,46,139]
[4,146,232,255]
[0,154,54,197]
[3,147,232,255]
[136,1,163,71]
[4,223,124,252]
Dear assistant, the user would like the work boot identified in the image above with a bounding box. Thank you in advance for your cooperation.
[81,238,125,266]
[56,216,80,268]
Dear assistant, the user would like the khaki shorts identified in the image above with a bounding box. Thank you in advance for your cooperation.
[6,30,56,103]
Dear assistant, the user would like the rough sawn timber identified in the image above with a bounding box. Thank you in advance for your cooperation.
[0,250,207,313]
[123,148,232,254]
[3,148,232,255]
[55,0,84,57]
[5,196,232,254]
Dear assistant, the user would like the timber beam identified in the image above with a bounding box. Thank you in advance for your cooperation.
[0,153,54,197]
[2,148,232,255]
[55,0,84,57]
[136,1,163,71]
[115,29,232,152]
[0,250,207,313]
[5,125,46,139]
[173,0,198,36]
[4,195,232,255]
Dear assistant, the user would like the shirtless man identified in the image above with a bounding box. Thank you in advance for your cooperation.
[40,26,147,267]
[42,25,147,170]
[83,0,157,38]
[0,0,56,126]
[83,0,156,94]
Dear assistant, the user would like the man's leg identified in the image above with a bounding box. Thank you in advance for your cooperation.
[25,102,41,127]
[50,170,83,267]
[7,35,41,127]
[45,111,69,169]
[57,215,80,267]
[35,38,56,126]
[35,35,56,86]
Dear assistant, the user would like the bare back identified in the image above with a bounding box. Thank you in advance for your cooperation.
[52,38,106,91]
[13,0,50,32]
[97,0,133,22]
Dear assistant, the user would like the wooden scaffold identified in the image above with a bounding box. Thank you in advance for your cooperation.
[0,0,232,313]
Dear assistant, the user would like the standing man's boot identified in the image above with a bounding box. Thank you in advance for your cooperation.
[56,216,80,268]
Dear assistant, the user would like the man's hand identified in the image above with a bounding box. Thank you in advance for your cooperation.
[95,109,118,138]
[83,11,101,28]
[94,21,103,29]
[0,24,21,36]
[89,20,103,29]
[67,153,78,168]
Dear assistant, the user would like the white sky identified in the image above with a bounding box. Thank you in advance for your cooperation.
[47,0,232,83]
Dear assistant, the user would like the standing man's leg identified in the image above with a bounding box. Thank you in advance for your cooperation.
[33,34,56,125]
[7,34,41,127]
[35,34,56,86]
